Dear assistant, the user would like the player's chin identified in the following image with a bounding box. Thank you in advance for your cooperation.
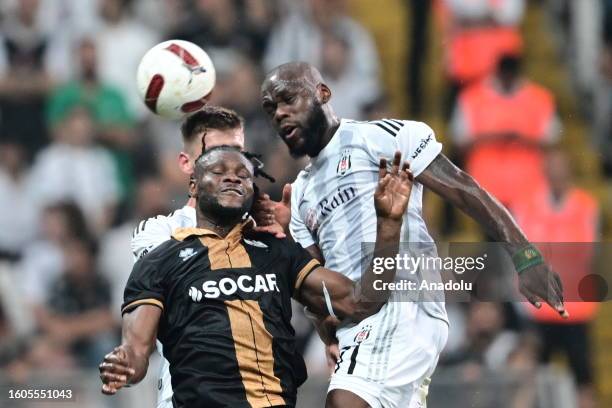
[217,193,247,209]
[287,142,308,158]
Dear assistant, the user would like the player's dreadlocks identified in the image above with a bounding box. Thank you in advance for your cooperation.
[242,151,276,183]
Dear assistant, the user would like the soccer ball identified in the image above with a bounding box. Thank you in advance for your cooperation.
[136,40,216,120]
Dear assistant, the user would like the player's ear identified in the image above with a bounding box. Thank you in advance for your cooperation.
[317,83,331,104]
[178,152,193,175]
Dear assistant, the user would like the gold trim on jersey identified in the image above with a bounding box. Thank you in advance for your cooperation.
[121,298,164,315]
[171,218,255,243]
[294,259,321,290]
[225,299,286,407]
[200,237,251,270]
[173,220,254,270]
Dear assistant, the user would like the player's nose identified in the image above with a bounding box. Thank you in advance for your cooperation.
[273,105,290,125]
[222,171,241,184]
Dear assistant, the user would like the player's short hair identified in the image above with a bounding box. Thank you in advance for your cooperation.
[180,106,244,146]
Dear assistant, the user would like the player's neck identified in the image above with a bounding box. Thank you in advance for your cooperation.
[317,114,341,154]
[196,213,239,238]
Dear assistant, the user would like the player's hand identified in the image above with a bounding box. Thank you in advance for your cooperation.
[252,191,276,226]
[326,343,340,374]
[374,151,414,221]
[519,264,568,319]
[275,184,292,230]
[99,345,135,395]
[252,184,292,238]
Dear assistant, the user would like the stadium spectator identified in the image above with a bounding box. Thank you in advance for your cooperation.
[47,38,134,144]
[17,202,89,316]
[0,141,37,260]
[451,54,560,209]
[512,148,599,408]
[0,0,69,158]
[442,302,538,407]
[47,37,136,202]
[93,0,158,118]
[594,3,612,174]
[320,27,380,119]
[263,0,381,103]
[28,105,120,233]
[169,0,276,62]
[435,0,525,113]
[38,237,116,368]
[98,177,170,313]
[406,0,432,117]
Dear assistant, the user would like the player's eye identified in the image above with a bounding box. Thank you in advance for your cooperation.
[262,101,275,115]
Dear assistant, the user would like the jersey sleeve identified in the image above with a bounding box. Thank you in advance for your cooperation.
[395,121,443,177]
[282,240,320,296]
[131,216,173,262]
[122,241,174,315]
[289,177,316,248]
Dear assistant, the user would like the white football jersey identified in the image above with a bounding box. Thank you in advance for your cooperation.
[290,119,448,323]
[131,205,196,405]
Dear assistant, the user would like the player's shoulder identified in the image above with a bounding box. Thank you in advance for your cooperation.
[131,206,197,259]
[134,237,184,267]
[132,214,172,240]
[344,118,433,140]
[132,206,196,238]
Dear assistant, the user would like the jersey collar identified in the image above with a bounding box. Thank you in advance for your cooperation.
[172,217,255,244]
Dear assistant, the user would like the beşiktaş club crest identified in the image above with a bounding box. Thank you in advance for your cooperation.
[336,149,352,176]
[354,324,372,344]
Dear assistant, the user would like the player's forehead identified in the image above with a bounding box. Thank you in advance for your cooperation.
[261,74,314,99]
[202,150,253,173]
[204,127,244,149]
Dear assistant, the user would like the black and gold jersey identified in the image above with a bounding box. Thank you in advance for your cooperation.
[122,221,320,408]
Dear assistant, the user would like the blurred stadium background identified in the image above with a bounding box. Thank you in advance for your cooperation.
[0,0,611,407]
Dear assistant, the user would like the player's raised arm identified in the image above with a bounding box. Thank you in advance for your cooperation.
[417,153,567,317]
[297,152,413,322]
[100,241,171,395]
[99,305,160,394]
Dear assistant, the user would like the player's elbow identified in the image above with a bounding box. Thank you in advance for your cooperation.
[339,296,384,323]
[452,170,488,210]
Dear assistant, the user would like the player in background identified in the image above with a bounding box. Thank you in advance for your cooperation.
[131,106,279,408]
[259,62,567,408]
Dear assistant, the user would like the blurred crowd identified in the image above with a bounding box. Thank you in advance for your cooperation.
[0,0,610,407]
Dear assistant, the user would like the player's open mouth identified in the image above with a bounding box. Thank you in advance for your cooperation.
[220,187,244,196]
[280,124,299,141]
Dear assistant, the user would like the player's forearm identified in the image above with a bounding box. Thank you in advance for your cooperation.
[351,218,402,320]
[419,155,529,253]
[455,177,528,253]
[120,307,160,384]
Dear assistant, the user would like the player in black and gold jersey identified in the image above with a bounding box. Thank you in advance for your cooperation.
[99,146,413,408]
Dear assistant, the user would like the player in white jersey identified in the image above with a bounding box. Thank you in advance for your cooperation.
[131,106,247,408]
[260,62,567,408]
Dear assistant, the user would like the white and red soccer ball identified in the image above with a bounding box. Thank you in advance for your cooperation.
[137,40,216,120]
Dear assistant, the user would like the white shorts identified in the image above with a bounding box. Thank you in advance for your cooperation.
[157,398,173,408]
[328,302,448,408]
